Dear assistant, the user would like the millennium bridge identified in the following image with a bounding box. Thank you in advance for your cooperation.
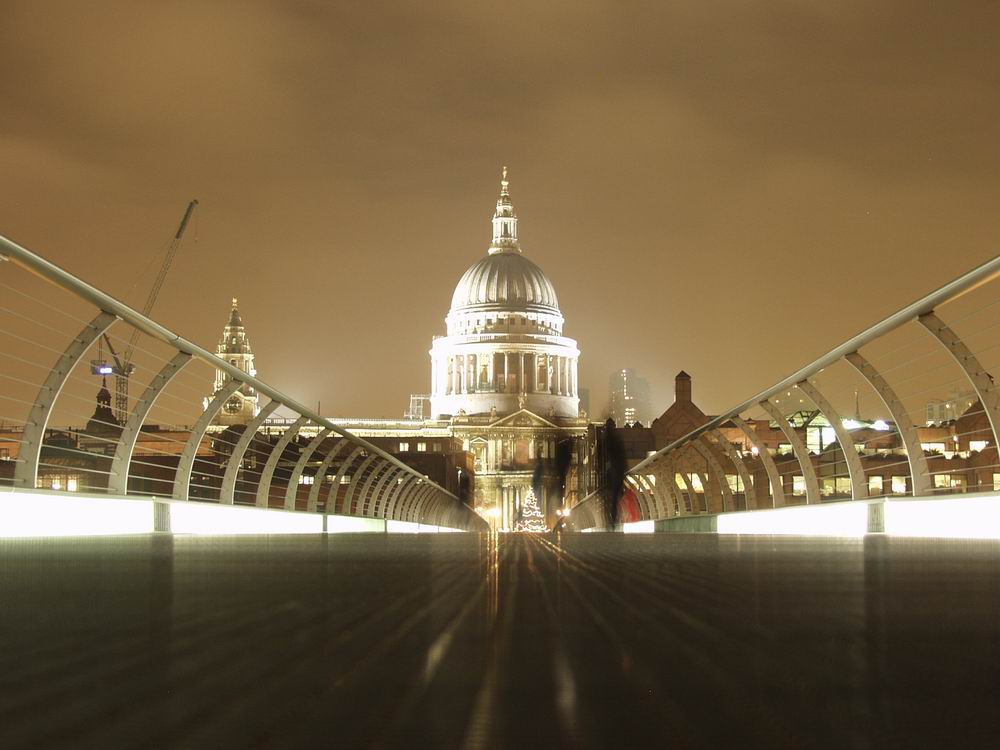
[1,233,999,747]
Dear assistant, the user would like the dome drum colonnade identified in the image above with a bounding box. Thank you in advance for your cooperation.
[430,168,580,420]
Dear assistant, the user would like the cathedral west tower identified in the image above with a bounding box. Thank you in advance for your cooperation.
[206,297,260,425]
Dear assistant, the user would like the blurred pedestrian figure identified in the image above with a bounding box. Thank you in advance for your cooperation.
[601,418,626,529]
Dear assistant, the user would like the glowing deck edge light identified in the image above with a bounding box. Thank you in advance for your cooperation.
[884,496,1000,539]
[716,502,869,537]
[169,502,322,535]
[325,515,387,533]
[623,520,656,534]
[0,490,154,537]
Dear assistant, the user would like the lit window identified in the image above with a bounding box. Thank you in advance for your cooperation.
[993,474,1000,492]
[340,475,351,484]
[821,478,835,496]
[298,475,314,485]
[933,474,951,489]
[433,443,441,452]
[51,477,62,490]
[835,477,852,495]
[891,476,907,494]
[0,447,9,461]
[67,477,78,492]
[806,427,822,454]
[868,476,884,495]
[417,442,427,452]
[398,442,409,452]
[462,439,470,451]
[777,444,793,456]
[726,474,743,493]
[970,440,988,453]
[689,474,704,492]
[792,476,806,495]
[921,443,946,453]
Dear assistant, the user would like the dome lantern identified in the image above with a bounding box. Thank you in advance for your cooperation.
[490,166,519,254]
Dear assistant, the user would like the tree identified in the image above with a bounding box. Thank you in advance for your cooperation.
[514,488,547,532]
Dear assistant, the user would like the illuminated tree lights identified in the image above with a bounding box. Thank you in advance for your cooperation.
[514,488,547,533]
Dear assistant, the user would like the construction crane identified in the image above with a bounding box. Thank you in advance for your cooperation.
[91,200,199,423]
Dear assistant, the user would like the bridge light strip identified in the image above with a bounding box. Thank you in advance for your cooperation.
[716,502,869,537]
[0,490,154,537]
[169,502,322,535]
[883,496,1000,539]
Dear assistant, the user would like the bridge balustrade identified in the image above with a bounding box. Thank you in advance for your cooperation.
[571,253,1000,532]
[0,234,487,533]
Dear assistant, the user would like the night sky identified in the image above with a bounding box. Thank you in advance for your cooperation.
[3,1,999,420]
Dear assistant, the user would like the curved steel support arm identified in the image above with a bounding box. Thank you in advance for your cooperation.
[384,475,418,520]
[108,352,192,495]
[759,399,820,504]
[283,428,331,510]
[356,460,390,517]
[415,485,439,524]
[173,378,242,500]
[625,475,652,520]
[307,438,348,512]
[326,446,365,515]
[341,454,378,515]
[255,415,308,507]
[654,465,682,517]
[844,352,931,496]
[708,429,756,510]
[797,379,867,501]
[370,466,404,518]
[398,482,422,522]
[635,472,665,519]
[14,311,117,489]
[358,463,392,517]
[407,484,432,523]
[676,465,698,515]
[692,438,733,513]
[731,417,786,507]
[918,312,1000,461]
[219,401,281,505]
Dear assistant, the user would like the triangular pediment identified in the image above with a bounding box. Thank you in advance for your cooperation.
[490,409,559,429]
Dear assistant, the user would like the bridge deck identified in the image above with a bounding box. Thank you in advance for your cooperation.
[1,533,998,748]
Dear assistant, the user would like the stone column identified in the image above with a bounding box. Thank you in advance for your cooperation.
[519,353,525,394]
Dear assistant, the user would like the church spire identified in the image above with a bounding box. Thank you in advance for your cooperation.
[490,165,519,254]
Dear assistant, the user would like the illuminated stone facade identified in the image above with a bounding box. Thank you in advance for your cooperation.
[428,169,588,529]
[206,298,260,425]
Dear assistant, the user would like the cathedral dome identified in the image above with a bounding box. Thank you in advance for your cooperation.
[450,251,560,314]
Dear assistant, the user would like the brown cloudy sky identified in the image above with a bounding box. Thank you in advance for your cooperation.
[3,1,1000,419]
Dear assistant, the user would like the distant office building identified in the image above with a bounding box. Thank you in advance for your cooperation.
[609,368,652,426]
[404,394,430,420]
[925,387,976,425]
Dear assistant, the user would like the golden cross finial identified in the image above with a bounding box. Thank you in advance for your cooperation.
[502,165,508,181]
[232,296,238,308]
